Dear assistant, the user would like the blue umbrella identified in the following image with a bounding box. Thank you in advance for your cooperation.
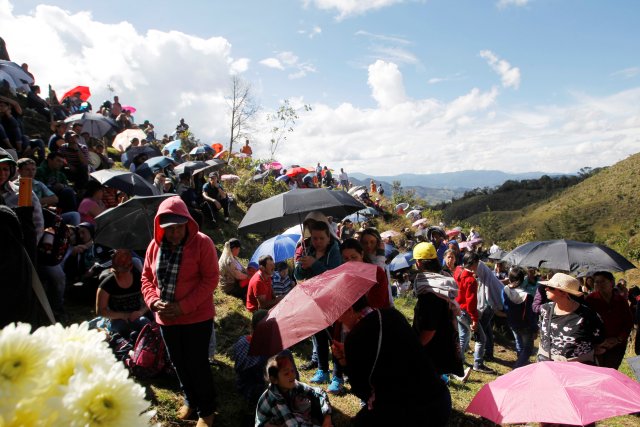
[143,156,176,172]
[356,207,381,217]
[162,140,182,154]
[275,174,290,182]
[189,145,214,155]
[343,212,368,223]
[389,252,415,272]
[384,243,396,257]
[250,234,299,265]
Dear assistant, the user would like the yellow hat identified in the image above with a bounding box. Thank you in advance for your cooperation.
[413,242,437,260]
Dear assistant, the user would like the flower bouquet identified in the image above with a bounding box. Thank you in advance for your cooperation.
[0,322,155,426]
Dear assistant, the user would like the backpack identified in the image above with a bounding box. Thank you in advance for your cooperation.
[125,322,174,379]
[38,214,69,266]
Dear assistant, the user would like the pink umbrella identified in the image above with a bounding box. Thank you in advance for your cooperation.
[467,361,640,426]
[112,128,147,151]
[122,105,136,114]
[380,230,401,239]
[412,218,428,227]
[220,174,240,182]
[265,161,283,170]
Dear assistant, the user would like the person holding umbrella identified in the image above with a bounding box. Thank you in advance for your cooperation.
[141,196,218,427]
[331,296,450,426]
[294,213,342,387]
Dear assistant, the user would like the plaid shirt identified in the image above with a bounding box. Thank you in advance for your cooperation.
[255,382,331,427]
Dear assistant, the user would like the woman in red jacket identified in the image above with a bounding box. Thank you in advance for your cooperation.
[141,196,218,427]
[454,251,495,374]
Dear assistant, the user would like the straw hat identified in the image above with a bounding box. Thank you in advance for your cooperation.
[539,273,583,296]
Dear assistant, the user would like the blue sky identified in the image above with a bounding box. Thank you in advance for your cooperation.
[2,0,640,175]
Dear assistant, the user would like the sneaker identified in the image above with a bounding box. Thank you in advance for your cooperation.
[452,367,472,383]
[301,360,318,370]
[310,369,330,384]
[327,376,345,395]
[473,364,496,374]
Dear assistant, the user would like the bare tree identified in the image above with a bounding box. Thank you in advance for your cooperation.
[227,75,258,157]
[267,99,311,160]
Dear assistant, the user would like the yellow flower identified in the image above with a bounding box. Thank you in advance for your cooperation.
[61,365,154,427]
[0,323,49,399]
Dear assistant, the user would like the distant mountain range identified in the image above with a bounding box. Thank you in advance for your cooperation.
[349,170,568,204]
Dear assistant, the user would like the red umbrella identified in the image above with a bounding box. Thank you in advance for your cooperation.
[60,85,91,102]
[285,167,310,178]
[211,143,224,154]
[467,361,640,425]
[249,262,378,356]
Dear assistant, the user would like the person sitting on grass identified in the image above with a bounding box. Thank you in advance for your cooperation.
[256,352,333,427]
[233,309,270,404]
[246,255,283,313]
[218,238,250,300]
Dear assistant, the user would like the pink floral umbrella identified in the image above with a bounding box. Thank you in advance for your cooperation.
[467,361,640,426]
[220,174,240,182]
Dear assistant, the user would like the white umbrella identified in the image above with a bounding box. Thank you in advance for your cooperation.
[113,129,147,151]
[0,60,34,88]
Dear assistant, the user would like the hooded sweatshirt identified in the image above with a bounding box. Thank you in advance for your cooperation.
[502,284,536,331]
[141,196,218,325]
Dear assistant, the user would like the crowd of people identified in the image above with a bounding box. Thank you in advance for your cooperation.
[2,38,639,427]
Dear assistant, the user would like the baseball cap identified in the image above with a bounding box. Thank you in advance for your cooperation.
[159,213,188,228]
[412,242,437,260]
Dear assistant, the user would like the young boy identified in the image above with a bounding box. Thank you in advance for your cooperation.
[271,261,294,297]
[256,352,333,427]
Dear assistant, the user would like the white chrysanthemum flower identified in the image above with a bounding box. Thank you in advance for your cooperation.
[61,365,154,427]
[0,396,58,427]
[34,322,108,352]
[0,323,49,399]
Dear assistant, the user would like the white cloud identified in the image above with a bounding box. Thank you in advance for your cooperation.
[303,0,404,20]
[428,72,464,84]
[259,51,316,79]
[497,0,531,8]
[355,30,410,45]
[298,25,322,39]
[611,67,640,79]
[370,45,419,65]
[260,58,284,70]
[0,2,245,142]
[367,60,408,108]
[480,50,521,89]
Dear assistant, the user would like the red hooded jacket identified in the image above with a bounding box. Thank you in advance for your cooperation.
[141,196,219,325]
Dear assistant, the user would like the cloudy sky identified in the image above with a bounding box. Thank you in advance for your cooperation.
[2,0,639,175]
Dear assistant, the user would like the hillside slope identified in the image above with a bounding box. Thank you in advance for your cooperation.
[481,152,640,255]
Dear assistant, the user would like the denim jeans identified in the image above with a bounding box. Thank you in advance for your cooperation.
[160,319,216,417]
[110,316,150,341]
[479,309,494,358]
[457,310,486,366]
[511,327,534,368]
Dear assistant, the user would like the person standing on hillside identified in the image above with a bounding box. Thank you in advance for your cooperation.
[586,271,633,369]
[141,196,218,427]
[338,168,349,190]
[240,139,252,157]
[369,179,377,194]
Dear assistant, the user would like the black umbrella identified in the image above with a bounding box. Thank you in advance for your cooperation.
[90,169,159,196]
[502,239,636,273]
[488,249,508,261]
[238,188,365,234]
[173,161,209,176]
[94,194,173,250]
[122,146,161,168]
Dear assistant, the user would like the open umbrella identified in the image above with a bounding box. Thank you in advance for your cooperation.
[143,156,176,172]
[389,252,415,272]
[189,145,214,155]
[250,234,299,265]
[380,230,401,239]
[211,142,224,154]
[467,361,640,426]
[348,185,367,196]
[342,213,369,224]
[60,85,91,102]
[113,128,147,151]
[265,161,283,171]
[221,174,240,182]
[488,249,508,261]
[405,209,421,219]
[122,105,136,114]
[446,229,460,238]
[173,161,209,176]
[356,207,381,217]
[162,140,182,154]
[395,202,409,212]
[64,112,117,138]
[286,167,310,178]
[94,194,172,250]
[502,239,636,273]
[238,188,365,234]
[275,174,289,183]
[0,60,34,88]
[249,262,378,356]
[213,150,228,159]
[91,170,159,196]
[412,218,429,227]
[0,69,29,93]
